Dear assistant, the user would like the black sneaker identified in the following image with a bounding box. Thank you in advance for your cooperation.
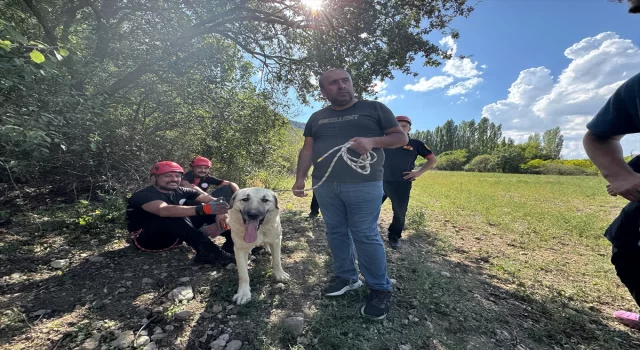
[193,248,234,267]
[324,276,363,296]
[360,289,392,319]
[388,238,400,250]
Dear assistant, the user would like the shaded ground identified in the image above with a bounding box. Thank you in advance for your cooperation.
[1,191,639,349]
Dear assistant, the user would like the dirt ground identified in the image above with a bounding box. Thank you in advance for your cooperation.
[1,193,640,350]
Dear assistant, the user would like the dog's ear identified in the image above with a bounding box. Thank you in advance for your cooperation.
[272,192,279,209]
[229,192,238,209]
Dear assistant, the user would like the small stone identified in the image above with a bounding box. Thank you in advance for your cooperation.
[210,334,230,350]
[110,330,134,348]
[150,333,167,341]
[200,334,208,342]
[402,319,409,325]
[10,272,23,279]
[116,287,126,294]
[50,259,69,269]
[210,304,224,314]
[153,326,163,334]
[88,256,105,262]
[399,345,412,350]
[226,305,235,311]
[440,271,451,278]
[79,333,102,350]
[201,312,214,318]
[142,278,154,284]
[135,336,151,347]
[179,277,191,283]
[226,263,236,270]
[274,283,285,290]
[390,278,398,284]
[92,321,104,329]
[168,286,194,302]
[175,310,194,320]
[225,340,243,350]
[282,316,304,337]
[30,309,50,317]
[164,325,174,331]
[143,342,158,350]
[139,330,148,336]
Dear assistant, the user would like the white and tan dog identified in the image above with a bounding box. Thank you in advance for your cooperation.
[227,187,290,305]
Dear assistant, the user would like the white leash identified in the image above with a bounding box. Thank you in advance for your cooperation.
[273,142,377,193]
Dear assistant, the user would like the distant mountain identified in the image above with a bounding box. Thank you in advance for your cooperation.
[289,120,305,130]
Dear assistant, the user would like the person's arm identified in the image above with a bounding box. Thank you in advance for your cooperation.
[221,181,240,192]
[180,180,208,195]
[293,137,314,197]
[195,193,215,203]
[348,126,408,155]
[584,132,640,201]
[404,155,438,180]
[142,199,228,217]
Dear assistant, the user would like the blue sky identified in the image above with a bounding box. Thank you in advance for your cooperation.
[290,0,640,159]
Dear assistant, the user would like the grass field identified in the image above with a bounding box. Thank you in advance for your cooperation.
[2,171,640,350]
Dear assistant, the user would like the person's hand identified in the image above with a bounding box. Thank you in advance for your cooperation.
[292,179,307,197]
[608,173,640,202]
[348,137,374,155]
[201,199,229,215]
[403,170,422,181]
[216,213,229,230]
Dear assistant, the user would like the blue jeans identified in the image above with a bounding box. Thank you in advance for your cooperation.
[312,180,392,291]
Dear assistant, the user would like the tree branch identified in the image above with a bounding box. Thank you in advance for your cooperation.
[22,0,58,45]
[61,0,89,43]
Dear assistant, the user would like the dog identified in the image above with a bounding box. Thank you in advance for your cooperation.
[227,187,290,305]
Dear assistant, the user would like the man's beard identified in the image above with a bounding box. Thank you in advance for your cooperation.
[157,182,178,191]
[329,90,354,106]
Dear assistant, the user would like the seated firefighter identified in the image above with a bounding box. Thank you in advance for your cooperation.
[180,156,239,254]
[181,156,239,198]
[126,161,234,266]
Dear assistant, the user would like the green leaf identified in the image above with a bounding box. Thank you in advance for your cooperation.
[59,48,69,57]
[0,40,11,51]
[29,50,45,64]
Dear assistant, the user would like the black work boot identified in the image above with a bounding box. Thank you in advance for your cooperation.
[193,238,234,266]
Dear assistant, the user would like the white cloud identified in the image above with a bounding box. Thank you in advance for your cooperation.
[446,77,484,95]
[370,80,398,103]
[439,36,457,55]
[404,76,454,92]
[443,57,481,78]
[482,32,640,159]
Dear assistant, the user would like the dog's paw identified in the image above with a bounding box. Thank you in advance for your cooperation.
[232,288,252,305]
[273,270,290,282]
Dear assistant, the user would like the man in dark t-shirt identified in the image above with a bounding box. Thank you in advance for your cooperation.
[583,71,640,328]
[126,161,233,266]
[181,156,239,199]
[292,68,408,319]
[181,156,239,253]
[382,116,438,249]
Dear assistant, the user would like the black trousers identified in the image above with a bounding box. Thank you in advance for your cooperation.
[134,215,215,251]
[381,181,412,241]
[135,186,234,252]
[612,245,640,308]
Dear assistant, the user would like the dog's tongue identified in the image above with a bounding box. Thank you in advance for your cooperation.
[243,220,259,243]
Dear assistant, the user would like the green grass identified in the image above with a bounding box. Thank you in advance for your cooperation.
[406,171,633,309]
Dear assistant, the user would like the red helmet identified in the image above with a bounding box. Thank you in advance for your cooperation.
[396,116,412,125]
[150,161,184,175]
[191,156,212,167]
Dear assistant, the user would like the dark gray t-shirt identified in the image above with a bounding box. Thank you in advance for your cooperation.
[303,100,398,182]
[586,72,640,137]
